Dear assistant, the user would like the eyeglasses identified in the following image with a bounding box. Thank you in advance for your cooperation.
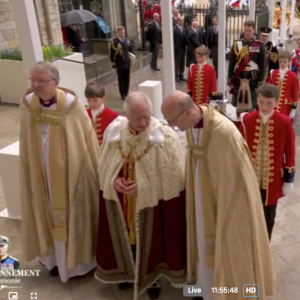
[167,107,189,125]
[28,78,54,86]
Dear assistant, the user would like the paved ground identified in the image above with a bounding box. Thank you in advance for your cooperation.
[1,42,300,299]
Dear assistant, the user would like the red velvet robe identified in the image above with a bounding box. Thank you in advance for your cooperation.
[240,110,295,206]
[187,63,217,105]
[86,107,118,146]
[268,69,299,116]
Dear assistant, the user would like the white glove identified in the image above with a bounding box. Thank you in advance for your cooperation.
[282,182,294,195]
[289,108,296,119]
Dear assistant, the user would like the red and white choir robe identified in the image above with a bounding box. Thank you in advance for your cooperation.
[86,105,118,146]
[240,110,295,206]
[268,68,299,116]
[187,62,217,105]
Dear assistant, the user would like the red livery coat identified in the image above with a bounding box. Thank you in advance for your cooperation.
[268,69,299,116]
[187,63,217,105]
[240,110,295,206]
[86,107,118,146]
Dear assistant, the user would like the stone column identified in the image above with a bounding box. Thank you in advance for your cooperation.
[289,0,296,39]
[218,0,226,95]
[10,0,43,80]
[161,0,176,96]
[249,0,256,21]
[279,0,287,47]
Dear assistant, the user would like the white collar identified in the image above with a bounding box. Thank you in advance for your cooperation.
[260,111,274,124]
[280,67,288,74]
[198,61,206,67]
[105,116,165,145]
[91,104,105,116]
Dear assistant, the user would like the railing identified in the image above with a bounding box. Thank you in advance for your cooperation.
[51,57,98,80]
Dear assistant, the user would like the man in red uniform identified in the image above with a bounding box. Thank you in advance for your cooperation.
[85,82,118,146]
[187,46,217,104]
[240,83,295,240]
[268,50,299,118]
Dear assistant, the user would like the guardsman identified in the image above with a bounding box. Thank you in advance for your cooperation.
[228,20,266,114]
[259,27,279,81]
[110,26,133,100]
[0,236,19,270]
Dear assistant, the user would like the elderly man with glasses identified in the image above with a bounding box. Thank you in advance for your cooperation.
[161,90,274,300]
[19,61,99,282]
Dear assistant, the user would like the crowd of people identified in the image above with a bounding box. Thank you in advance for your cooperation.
[6,5,300,300]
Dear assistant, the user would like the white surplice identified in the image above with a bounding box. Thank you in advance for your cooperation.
[26,93,96,282]
[192,127,214,300]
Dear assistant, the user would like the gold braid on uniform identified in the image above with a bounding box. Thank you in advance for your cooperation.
[111,40,123,60]
[234,43,249,68]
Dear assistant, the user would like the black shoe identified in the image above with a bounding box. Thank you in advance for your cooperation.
[49,266,59,276]
[180,77,187,81]
[121,95,126,100]
[118,282,133,290]
[147,281,161,299]
[176,77,181,82]
[193,298,203,300]
[151,68,160,71]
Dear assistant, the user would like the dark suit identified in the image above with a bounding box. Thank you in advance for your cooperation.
[198,26,207,46]
[186,28,203,67]
[207,26,218,76]
[110,37,133,98]
[172,16,177,27]
[173,25,187,79]
[147,20,162,69]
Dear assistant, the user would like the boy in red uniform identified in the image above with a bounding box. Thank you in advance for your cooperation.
[268,50,299,118]
[187,46,217,105]
[85,82,118,146]
[240,83,295,240]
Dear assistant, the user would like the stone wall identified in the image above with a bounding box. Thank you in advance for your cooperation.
[0,0,18,49]
[0,0,63,51]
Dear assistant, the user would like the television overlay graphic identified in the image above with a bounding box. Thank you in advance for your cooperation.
[0,235,41,295]
[243,284,259,297]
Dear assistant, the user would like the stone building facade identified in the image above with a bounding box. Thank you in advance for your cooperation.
[0,0,62,50]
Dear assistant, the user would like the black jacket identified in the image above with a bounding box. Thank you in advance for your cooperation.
[147,21,162,52]
[186,28,202,67]
[173,25,187,50]
[110,37,133,69]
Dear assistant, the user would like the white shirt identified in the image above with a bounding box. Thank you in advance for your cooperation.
[91,104,104,122]
[280,67,288,80]
[198,61,206,69]
[260,111,274,124]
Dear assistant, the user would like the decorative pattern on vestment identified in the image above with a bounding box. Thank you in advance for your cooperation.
[195,65,204,104]
[275,71,288,112]
[252,117,275,205]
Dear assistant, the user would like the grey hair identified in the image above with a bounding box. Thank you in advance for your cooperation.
[123,91,153,114]
[32,61,60,81]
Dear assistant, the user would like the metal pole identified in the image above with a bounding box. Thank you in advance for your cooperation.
[161,0,176,95]
[218,0,226,95]
[139,0,146,50]
[280,0,287,47]
[289,0,296,39]
[249,0,256,21]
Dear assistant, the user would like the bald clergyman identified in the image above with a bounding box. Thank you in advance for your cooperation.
[161,91,274,300]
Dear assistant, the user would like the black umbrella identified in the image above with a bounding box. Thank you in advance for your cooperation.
[60,9,97,26]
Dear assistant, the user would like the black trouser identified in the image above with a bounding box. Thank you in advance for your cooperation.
[174,48,186,79]
[211,46,218,77]
[260,189,277,240]
[117,68,130,97]
[150,43,160,68]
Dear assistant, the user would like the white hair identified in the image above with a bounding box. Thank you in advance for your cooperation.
[123,91,153,114]
[32,61,60,81]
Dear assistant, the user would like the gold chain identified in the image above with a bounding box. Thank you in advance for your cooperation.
[117,141,152,163]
